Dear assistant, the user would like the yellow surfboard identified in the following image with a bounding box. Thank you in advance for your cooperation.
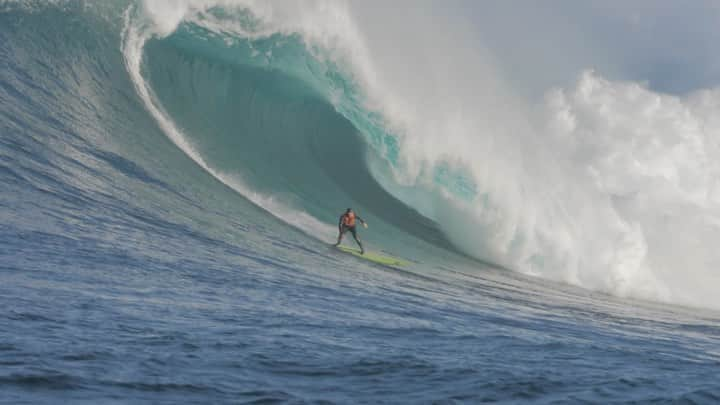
[336,245,409,267]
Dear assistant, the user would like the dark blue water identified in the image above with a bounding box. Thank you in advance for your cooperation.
[2,2,720,403]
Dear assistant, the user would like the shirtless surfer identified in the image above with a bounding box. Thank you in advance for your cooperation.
[334,208,367,254]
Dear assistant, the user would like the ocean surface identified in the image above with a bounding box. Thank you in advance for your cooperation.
[2,1,720,403]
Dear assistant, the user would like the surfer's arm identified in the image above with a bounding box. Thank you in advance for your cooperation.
[357,216,367,225]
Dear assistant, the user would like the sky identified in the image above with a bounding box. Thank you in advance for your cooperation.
[452,1,720,97]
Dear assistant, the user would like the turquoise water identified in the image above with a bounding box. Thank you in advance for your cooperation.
[2,2,720,403]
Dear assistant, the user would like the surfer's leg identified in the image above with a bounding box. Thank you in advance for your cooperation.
[334,226,347,246]
[350,227,364,254]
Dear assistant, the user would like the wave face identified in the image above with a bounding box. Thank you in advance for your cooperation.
[136,26,452,252]
[4,0,720,311]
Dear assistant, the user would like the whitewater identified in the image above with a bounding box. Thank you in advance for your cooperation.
[2,0,720,402]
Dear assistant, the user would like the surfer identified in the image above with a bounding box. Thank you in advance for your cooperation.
[334,208,367,254]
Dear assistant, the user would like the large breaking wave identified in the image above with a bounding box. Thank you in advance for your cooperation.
[4,0,720,310]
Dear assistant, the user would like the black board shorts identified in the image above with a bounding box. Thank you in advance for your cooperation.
[340,225,357,238]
